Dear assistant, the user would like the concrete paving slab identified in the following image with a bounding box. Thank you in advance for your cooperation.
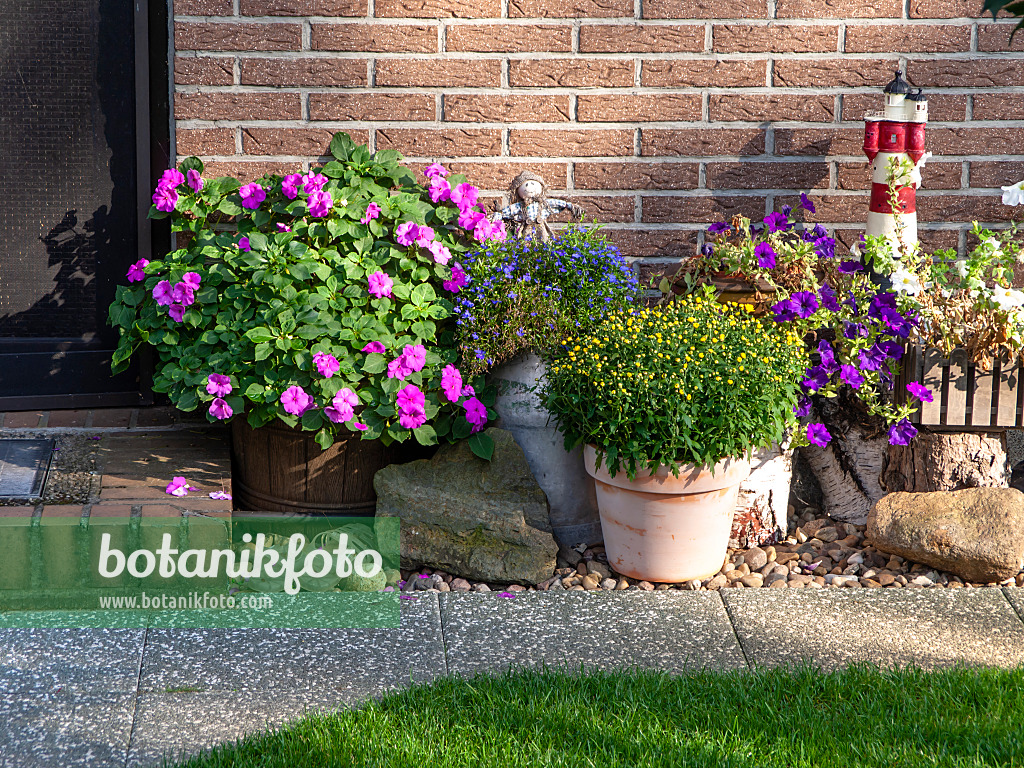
[0,629,145,695]
[723,587,1024,670]
[440,591,746,676]
[126,690,348,768]
[1001,587,1024,623]
[0,693,135,768]
[138,595,445,694]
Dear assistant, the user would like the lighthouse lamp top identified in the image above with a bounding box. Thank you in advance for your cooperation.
[881,69,927,123]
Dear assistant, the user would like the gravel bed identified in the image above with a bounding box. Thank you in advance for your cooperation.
[0,431,99,506]
[397,505,1024,594]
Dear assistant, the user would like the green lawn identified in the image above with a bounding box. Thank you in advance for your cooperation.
[169,665,1024,767]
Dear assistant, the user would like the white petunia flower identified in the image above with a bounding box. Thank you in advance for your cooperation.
[991,286,1024,311]
[890,267,923,296]
[1003,181,1024,206]
[955,260,968,279]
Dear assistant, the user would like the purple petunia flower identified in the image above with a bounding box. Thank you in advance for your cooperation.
[843,321,868,340]
[791,291,819,319]
[807,423,832,447]
[840,364,864,390]
[877,340,904,360]
[239,183,266,211]
[708,221,730,235]
[764,212,789,233]
[799,192,816,214]
[906,382,934,403]
[817,340,838,373]
[819,283,840,312]
[888,418,918,446]
[771,298,797,322]
[755,241,776,269]
[858,344,888,372]
[801,366,830,393]
[794,396,813,418]
[838,259,864,274]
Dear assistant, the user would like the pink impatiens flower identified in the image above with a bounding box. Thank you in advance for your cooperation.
[153,280,174,306]
[353,422,369,431]
[428,177,451,203]
[313,351,340,378]
[387,357,410,381]
[166,476,191,497]
[424,162,448,180]
[126,259,148,282]
[206,374,232,397]
[152,184,178,213]
[239,183,266,210]
[325,388,359,423]
[239,236,251,252]
[159,168,185,188]
[463,397,488,433]
[441,365,463,402]
[301,172,328,194]
[281,385,314,416]
[168,304,186,323]
[458,208,486,231]
[396,384,427,430]
[361,202,381,224]
[182,272,201,289]
[401,344,426,373]
[186,169,203,192]
[209,398,233,420]
[276,223,292,232]
[367,271,393,298]
[415,225,435,248]
[395,221,418,247]
[444,263,469,293]
[172,282,195,306]
[281,174,302,200]
[307,188,333,218]
[473,218,495,243]
[361,341,386,354]
[426,241,451,265]
[449,182,478,212]
[489,220,508,243]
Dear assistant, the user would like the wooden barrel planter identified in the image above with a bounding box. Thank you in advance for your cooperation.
[230,418,431,515]
[897,345,1023,429]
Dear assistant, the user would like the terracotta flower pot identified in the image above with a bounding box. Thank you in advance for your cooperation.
[583,445,751,583]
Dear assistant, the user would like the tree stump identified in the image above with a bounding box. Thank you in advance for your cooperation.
[800,393,1010,524]
[731,443,793,547]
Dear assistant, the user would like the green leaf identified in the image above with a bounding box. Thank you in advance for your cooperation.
[179,157,204,174]
[252,209,272,228]
[246,327,275,342]
[412,424,438,446]
[218,198,243,216]
[314,428,335,450]
[468,432,494,461]
[329,132,354,162]
[254,342,272,361]
[372,149,402,165]
[322,161,346,179]
[362,353,386,374]
[247,232,269,251]
[244,383,265,399]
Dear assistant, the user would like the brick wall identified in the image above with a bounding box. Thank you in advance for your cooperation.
[172,0,1024,270]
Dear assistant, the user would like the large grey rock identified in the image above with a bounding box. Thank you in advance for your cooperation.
[374,428,558,584]
[867,489,1024,583]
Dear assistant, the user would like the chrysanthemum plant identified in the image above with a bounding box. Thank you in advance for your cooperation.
[543,289,808,478]
[674,194,925,448]
[109,132,507,459]
[455,224,640,376]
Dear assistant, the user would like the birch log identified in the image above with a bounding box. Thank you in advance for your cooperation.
[731,444,793,547]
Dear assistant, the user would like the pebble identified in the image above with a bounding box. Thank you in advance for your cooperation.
[600,578,618,590]
[682,578,702,591]
[705,574,727,590]
[743,547,768,570]
[588,562,612,581]
[816,526,840,543]
[740,574,764,588]
[582,574,601,591]
[911,575,934,587]
[472,583,490,592]
[638,581,654,591]
[615,578,630,590]
[450,578,472,592]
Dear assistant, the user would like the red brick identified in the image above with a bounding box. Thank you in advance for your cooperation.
[45,410,90,428]
[0,505,36,518]
[837,161,962,190]
[706,162,830,189]
[842,93,966,121]
[641,195,766,223]
[579,24,704,52]
[845,23,972,52]
[709,94,834,122]
[642,60,766,88]
[41,505,87,518]
[510,129,634,157]
[240,58,367,86]
[240,0,367,14]
[446,24,572,52]
[3,411,43,428]
[376,128,502,157]
[978,23,1024,52]
[135,407,179,428]
[375,0,501,17]
[510,0,632,16]
[608,229,698,257]
[177,128,236,156]
[376,59,500,87]
[909,0,987,18]
[425,161,568,189]
[713,24,838,52]
[578,94,702,123]
[916,194,1014,222]
[201,161,297,181]
[777,0,900,17]
[175,0,232,13]
[572,195,636,222]
[973,94,1024,120]
[510,59,634,88]
[643,0,767,19]
[309,93,435,121]
[88,504,135,517]
[174,56,234,86]
[174,22,302,51]
[575,162,700,190]
[774,58,898,87]
[642,128,765,157]
[311,23,437,52]
[908,58,1024,87]
[243,127,349,155]
[175,92,302,120]
[444,94,570,122]
[90,409,135,428]
[971,161,1024,188]
[774,128,864,157]
[930,127,1024,156]
[918,229,962,253]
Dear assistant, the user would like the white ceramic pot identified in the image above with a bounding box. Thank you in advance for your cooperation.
[583,445,751,583]
[491,353,602,548]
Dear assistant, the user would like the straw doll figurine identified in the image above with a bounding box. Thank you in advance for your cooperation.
[492,171,584,242]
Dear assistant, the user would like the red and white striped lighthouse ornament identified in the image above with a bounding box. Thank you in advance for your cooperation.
[863,70,930,253]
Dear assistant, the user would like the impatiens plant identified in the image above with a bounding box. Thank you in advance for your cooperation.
[110,132,503,458]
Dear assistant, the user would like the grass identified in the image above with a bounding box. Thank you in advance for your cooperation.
[168,665,1024,768]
